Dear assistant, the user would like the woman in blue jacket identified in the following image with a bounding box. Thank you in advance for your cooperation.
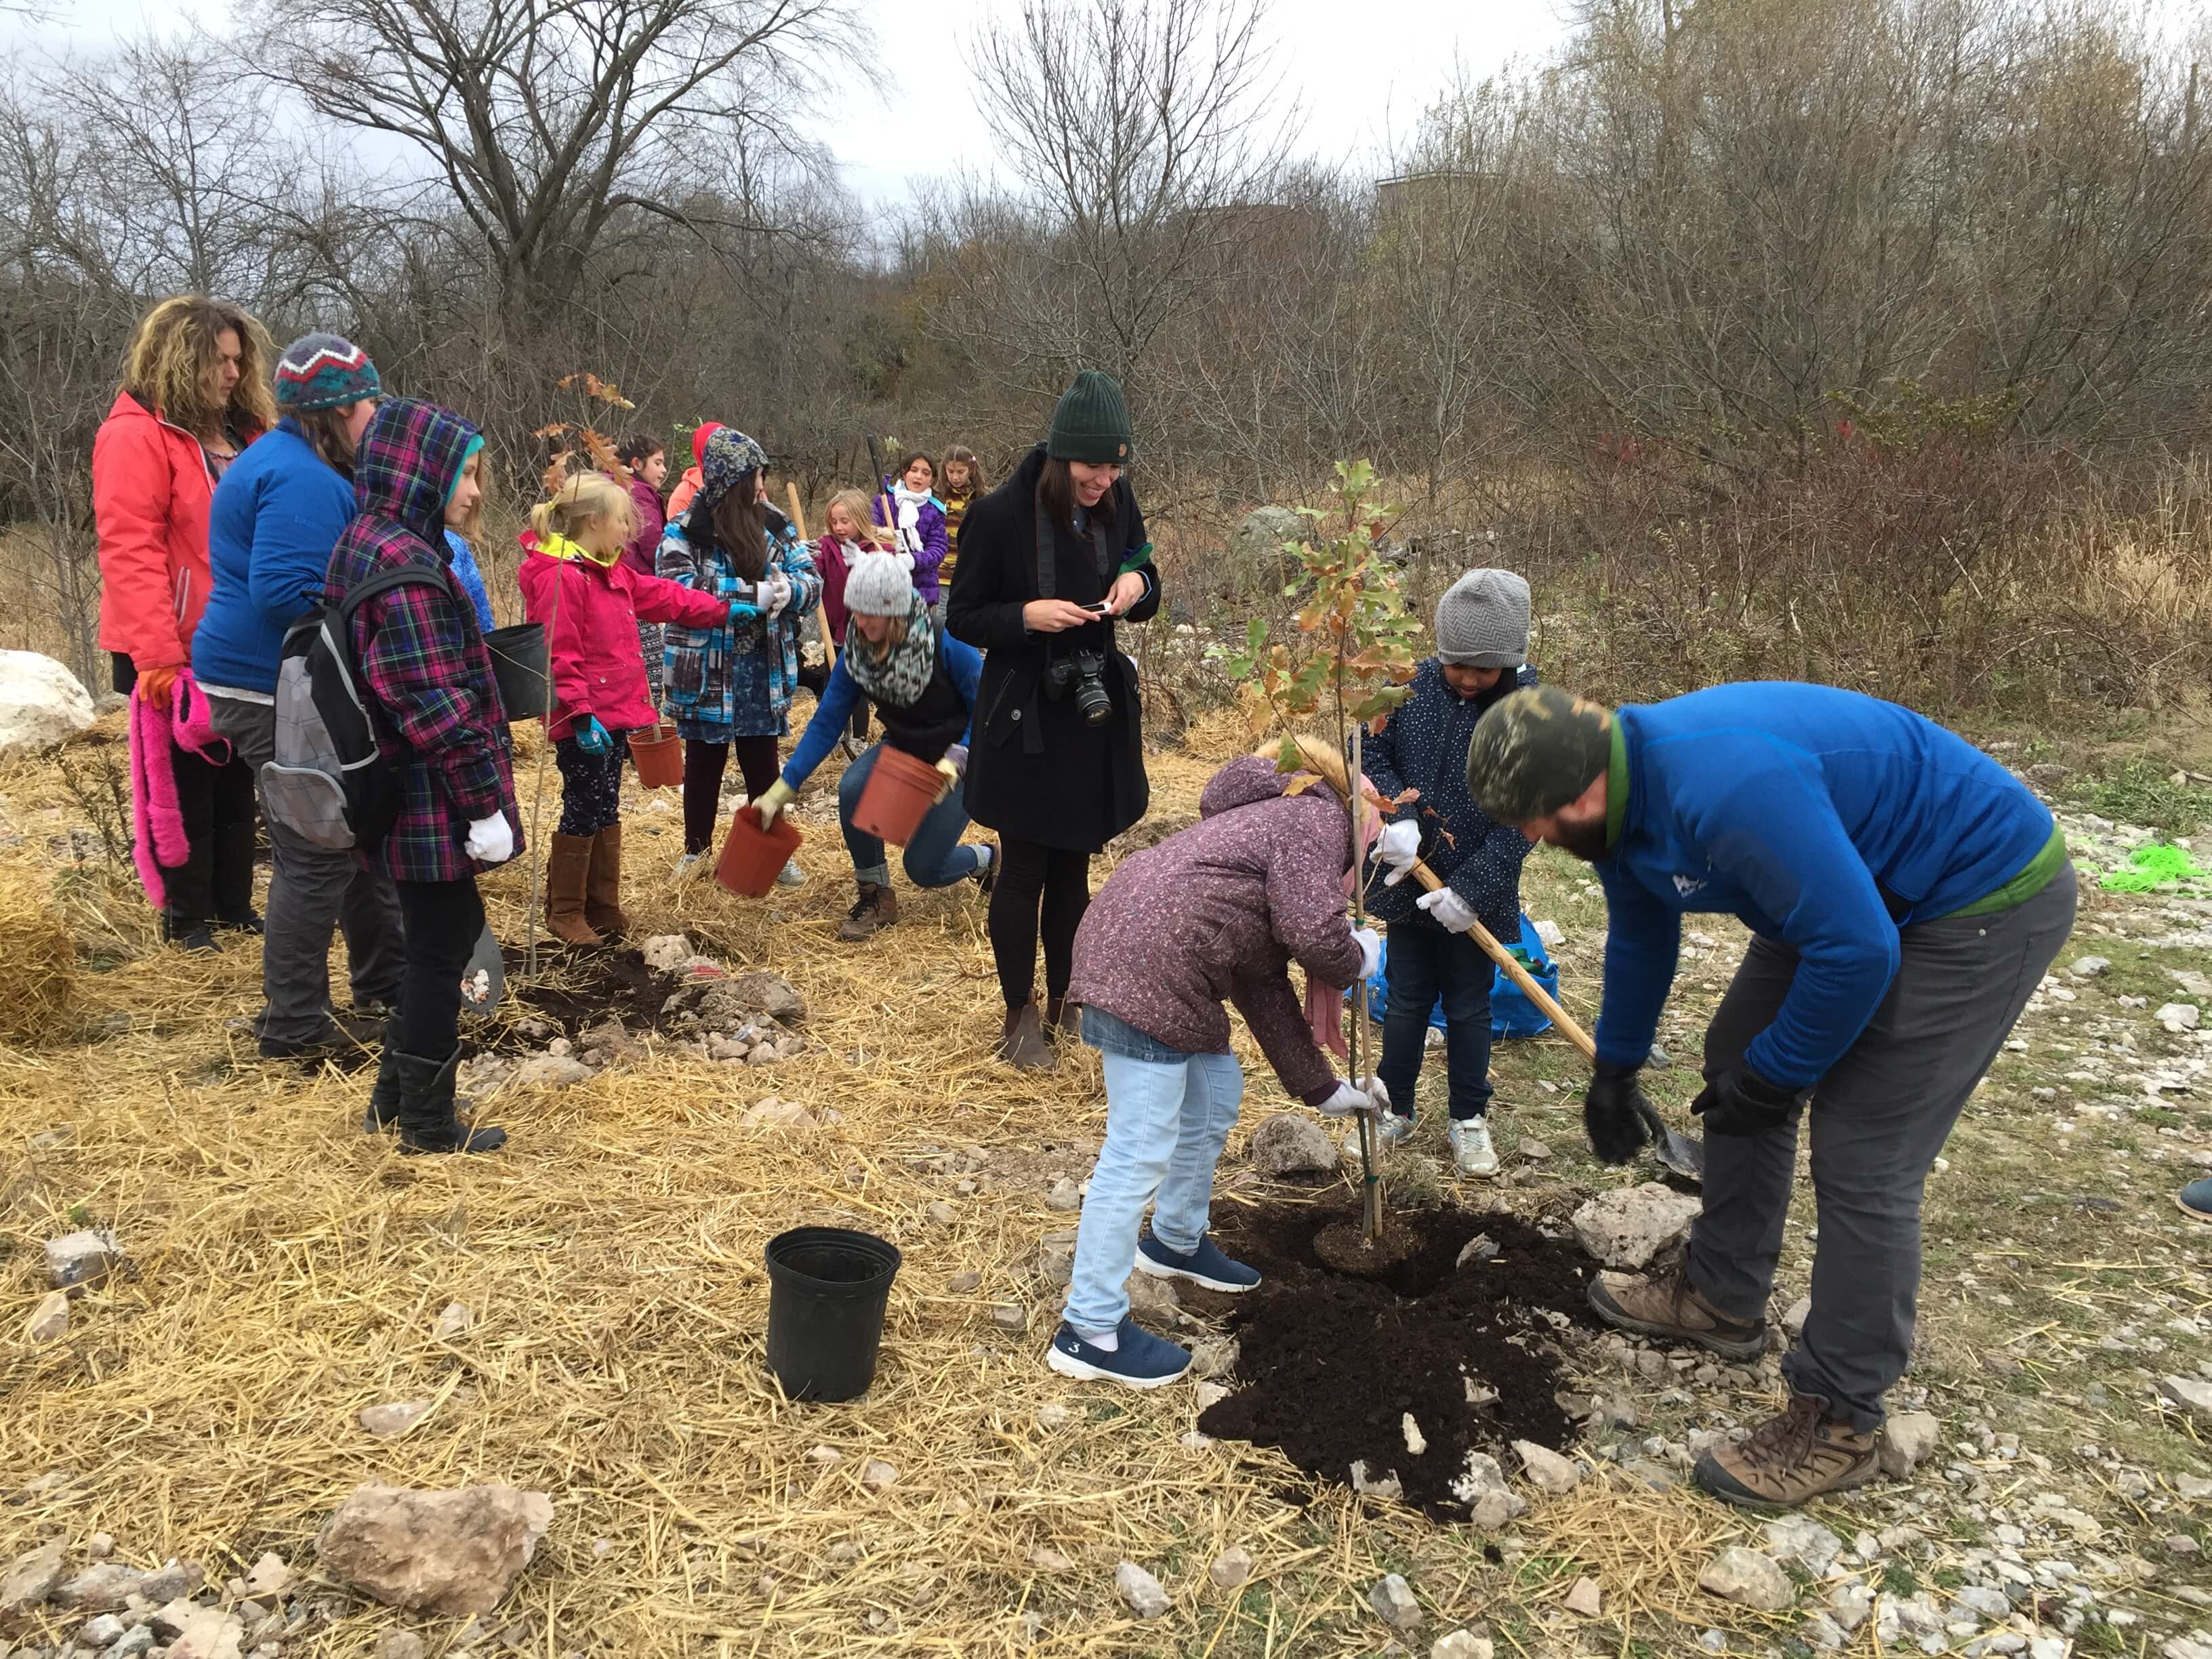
[750,553,994,943]
[192,333,403,1061]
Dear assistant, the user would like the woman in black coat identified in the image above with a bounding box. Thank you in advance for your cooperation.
[945,371,1163,1069]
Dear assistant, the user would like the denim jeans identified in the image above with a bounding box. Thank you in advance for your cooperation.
[1063,1007,1245,1337]
[1377,916,1494,1122]
[836,742,983,888]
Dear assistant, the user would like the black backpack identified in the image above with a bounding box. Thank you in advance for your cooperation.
[259,565,448,852]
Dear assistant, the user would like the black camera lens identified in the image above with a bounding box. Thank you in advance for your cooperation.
[1073,671,1113,725]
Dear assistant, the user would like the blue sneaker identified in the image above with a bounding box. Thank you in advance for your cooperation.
[1046,1319,1191,1388]
[1136,1230,1261,1294]
[2180,1178,2212,1223]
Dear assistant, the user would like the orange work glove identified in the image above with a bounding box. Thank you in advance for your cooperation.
[136,666,179,710]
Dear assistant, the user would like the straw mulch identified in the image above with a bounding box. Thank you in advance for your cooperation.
[0,718,1760,1656]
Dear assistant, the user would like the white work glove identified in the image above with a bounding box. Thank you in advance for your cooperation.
[1351,924,1383,983]
[1317,1075,1391,1119]
[762,573,792,617]
[464,813,514,866]
[1416,886,1478,934]
[1376,819,1422,885]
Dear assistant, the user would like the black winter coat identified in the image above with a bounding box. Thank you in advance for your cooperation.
[1362,659,1540,939]
[945,443,1162,851]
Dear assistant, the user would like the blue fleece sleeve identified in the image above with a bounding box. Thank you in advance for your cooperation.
[443,533,496,633]
[945,636,983,746]
[1593,870,1681,1068]
[1691,762,1901,1088]
[246,464,353,624]
[782,654,861,789]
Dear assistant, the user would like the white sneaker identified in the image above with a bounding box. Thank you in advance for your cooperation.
[774,858,806,888]
[1345,1112,1416,1157]
[674,851,708,882]
[1448,1116,1500,1178]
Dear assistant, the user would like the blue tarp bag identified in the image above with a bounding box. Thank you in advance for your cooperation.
[1351,911,1558,1039]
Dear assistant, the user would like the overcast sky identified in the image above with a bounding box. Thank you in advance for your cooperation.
[8,0,1576,207]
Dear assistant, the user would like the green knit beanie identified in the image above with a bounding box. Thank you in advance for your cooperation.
[1046,370,1134,465]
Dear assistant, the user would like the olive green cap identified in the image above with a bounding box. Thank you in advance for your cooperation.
[1466,685,1614,822]
[1046,369,1134,465]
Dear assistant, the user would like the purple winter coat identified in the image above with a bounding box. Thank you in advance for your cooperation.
[1069,755,1364,1103]
[621,474,666,579]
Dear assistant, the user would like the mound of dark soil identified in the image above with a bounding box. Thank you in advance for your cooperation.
[497,947,677,1046]
[1197,1199,1596,1520]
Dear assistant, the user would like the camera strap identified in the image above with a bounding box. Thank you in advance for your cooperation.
[1031,479,1113,602]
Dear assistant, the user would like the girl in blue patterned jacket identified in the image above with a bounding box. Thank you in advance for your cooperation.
[657,428,822,882]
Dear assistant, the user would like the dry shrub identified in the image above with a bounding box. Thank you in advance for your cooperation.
[0,863,79,1044]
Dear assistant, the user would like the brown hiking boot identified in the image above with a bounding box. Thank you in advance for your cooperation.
[997,998,1054,1071]
[546,832,602,946]
[1694,1391,1878,1510]
[836,882,899,941]
[583,823,630,938]
[1587,1258,1767,1361]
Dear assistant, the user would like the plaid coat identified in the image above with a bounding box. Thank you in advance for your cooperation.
[657,506,821,739]
[324,399,520,884]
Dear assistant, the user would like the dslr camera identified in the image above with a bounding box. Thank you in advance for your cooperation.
[1044,647,1113,726]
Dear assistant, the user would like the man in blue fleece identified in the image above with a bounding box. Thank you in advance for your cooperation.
[1467,683,2076,1509]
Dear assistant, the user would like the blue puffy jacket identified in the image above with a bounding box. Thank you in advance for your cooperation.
[1593,682,2057,1086]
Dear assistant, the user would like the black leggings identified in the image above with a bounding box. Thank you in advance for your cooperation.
[989,837,1092,1009]
[682,736,782,855]
[394,876,486,1059]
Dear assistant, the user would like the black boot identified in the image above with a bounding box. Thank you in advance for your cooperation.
[392,1047,506,1155]
[162,913,221,953]
[362,1019,403,1132]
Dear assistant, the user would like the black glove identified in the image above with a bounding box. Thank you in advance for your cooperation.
[1692,1067,1809,1137]
[1584,1061,1655,1165]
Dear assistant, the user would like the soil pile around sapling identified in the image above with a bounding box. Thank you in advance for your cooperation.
[494,946,680,1048]
[1198,1199,1596,1520]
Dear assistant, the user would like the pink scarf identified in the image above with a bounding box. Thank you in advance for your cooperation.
[1305,775,1384,1059]
[129,672,231,912]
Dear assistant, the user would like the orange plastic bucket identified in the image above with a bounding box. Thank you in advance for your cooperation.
[852,745,948,846]
[716,804,803,897]
[630,722,683,788]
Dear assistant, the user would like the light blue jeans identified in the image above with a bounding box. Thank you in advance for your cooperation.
[1063,1007,1246,1337]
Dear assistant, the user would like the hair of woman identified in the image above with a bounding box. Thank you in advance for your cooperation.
[121,295,278,438]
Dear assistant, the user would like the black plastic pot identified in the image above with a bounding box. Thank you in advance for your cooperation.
[484,622,548,720]
[763,1227,902,1401]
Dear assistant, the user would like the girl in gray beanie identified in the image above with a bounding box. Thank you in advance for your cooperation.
[750,551,996,941]
[1358,567,1541,1178]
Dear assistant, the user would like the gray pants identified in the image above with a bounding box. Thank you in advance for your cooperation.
[1689,865,2077,1429]
[208,695,406,1044]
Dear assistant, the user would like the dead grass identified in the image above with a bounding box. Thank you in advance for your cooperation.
[1,712,2207,1656]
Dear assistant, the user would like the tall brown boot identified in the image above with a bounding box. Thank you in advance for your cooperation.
[1044,996,1082,1040]
[546,832,602,945]
[996,998,1054,1071]
[584,823,630,938]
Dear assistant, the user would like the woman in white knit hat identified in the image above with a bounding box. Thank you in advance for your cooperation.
[750,552,996,941]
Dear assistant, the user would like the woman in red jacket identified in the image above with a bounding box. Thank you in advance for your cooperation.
[93,295,276,950]
[518,471,738,945]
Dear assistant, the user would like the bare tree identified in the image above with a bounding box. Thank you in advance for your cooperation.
[262,0,851,333]
[931,0,1294,397]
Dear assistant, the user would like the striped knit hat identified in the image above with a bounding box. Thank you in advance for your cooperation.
[274,333,380,411]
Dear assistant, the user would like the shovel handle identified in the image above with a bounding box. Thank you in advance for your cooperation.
[1399,859,1598,1063]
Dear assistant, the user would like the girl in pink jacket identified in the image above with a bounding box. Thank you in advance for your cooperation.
[518,472,735,945]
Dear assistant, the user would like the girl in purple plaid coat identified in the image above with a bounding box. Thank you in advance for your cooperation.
[323,398,517,1155]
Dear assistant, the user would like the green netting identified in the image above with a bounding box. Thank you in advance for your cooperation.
[2100,842,2207,892]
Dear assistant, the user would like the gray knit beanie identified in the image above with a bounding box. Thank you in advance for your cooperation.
[842,550,916,618]
[1435,568,1530,668]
